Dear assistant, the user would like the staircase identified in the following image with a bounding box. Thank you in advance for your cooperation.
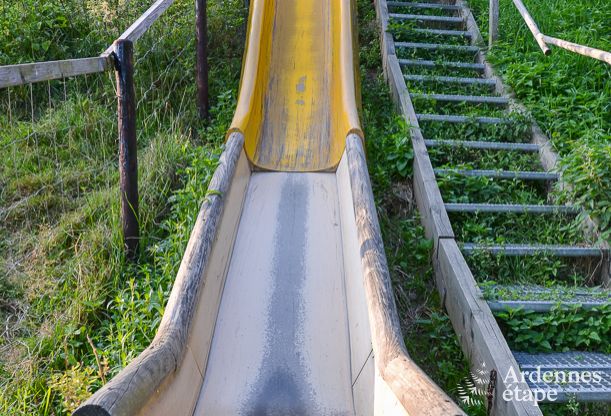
[386,0,611,410]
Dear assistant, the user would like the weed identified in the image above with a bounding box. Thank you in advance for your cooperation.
[0,0,245,413]
[496,305,611,353]
[468,0,611,242]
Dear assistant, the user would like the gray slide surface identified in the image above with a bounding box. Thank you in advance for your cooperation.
[195,172,355,415]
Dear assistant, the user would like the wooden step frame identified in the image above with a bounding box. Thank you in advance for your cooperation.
[375,0,547,414]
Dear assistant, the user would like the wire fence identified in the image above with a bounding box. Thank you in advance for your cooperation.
[133,0,197,138]
[0,0,198,257]
[0,71,116,228]
[0,2,244,412]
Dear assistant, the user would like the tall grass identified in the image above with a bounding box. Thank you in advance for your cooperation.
[468,0,611,241]
[0,0,245,413]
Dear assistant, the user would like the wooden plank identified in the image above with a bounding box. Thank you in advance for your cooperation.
[104,0,176,55]
[74,132,246,416]
[337,153,375,387]
[196,0,210,118]
[374,0,397,80]
[0,57,109,88]
[345,134,466,416]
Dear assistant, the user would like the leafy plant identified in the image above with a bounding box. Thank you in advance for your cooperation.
[496,305,611,353]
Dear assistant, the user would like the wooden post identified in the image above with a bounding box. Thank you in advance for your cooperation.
[114,39,139,259]
[489,0,499,48]
[196,0,209,119]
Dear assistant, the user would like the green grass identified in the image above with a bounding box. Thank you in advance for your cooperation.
[467,0,611,242]
[413,98,510,118]
[481,282,611,302]
[467,251,601,285]
[450,212,585,244]
[0,0,245,413]
[396,45,478,62]
[388,5,459,17]
[419,114,532,141]
[389,21,470,45]
[438,174,548,204]
[405,78,497,97]
[429,146,542,170]
[496,305,611,353]
[386,0,610,412]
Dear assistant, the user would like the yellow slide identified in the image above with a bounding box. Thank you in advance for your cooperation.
[230,0,363,171]
[75,1,464,415]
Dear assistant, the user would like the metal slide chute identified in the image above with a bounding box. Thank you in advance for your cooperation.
[75,1,464,415]
[229,0,363,171]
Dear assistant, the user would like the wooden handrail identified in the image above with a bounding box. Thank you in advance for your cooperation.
[542,34,611,65]
[488,0,499,48]
[510,0,611,64]
[511,0,550,55]
[0,57,110,89]
[102,0,176,56]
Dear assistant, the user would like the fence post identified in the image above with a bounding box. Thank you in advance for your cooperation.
[489,0,499,48]
[196,0,209,119]
[114,39,139,259]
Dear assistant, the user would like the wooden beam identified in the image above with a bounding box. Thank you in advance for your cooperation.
[511,0,550,55]
[0,57,109,89]
[104,0,176,56]
[542,35,611,65]
[435,239,543,416]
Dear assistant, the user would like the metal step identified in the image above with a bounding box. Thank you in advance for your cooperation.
[462,244,605,257]
[399,59,485,72]
[424,139,539,151]
[387,1,463,12]
[434,168,558,180]
[405,74,495,87]
[411,93,509,106]
[445,203,579,214]
[389,13,466,26]
[486,284,611,312]
[395,42,479,53]
[412,28,472,39]
[417,113,511,124]
[513,352,611,402]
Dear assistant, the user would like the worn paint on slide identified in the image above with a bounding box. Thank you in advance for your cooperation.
[195,173,354,414]
[229,0,363,172]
